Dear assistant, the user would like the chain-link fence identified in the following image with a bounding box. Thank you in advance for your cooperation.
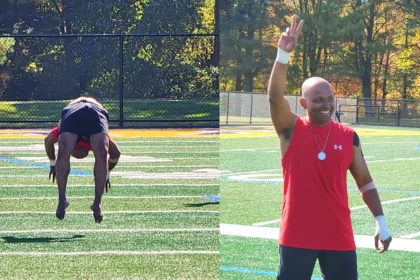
[0,34,218,128]
[221,91,420,127]
[356,98,420,127]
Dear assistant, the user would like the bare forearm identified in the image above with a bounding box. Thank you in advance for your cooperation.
[267,62,287,103]
[362,189,384,217]
[44,140,56,160]
[108,139,121,172]
[108,161,117,171]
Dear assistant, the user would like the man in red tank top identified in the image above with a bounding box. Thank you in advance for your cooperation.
[268,15,392,280]
[43,97,122,223]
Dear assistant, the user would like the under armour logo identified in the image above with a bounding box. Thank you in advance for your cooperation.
[334,145,342,150]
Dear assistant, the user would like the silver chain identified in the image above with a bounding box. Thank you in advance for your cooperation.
[307,120,332,153]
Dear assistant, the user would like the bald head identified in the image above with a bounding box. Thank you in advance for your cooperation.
[299,77,335,125]
[302,77,333,99]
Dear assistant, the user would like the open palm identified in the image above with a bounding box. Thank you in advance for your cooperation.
[278,15,304,52]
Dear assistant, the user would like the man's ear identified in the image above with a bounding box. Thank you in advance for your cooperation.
[299,97,307,109]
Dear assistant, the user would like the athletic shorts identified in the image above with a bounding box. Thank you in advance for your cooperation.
[277,245,357,280]
[59,101,109,138]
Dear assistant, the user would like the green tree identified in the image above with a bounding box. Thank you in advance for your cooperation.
[221,0,276,92]
[0,0,216,100]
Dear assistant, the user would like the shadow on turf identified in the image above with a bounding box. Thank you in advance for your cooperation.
[1,234,85,243]
[183,201,219,207]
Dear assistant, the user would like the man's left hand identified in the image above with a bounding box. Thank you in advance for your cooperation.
[105,172,111,193]
[49,165,56,183]
[375,232,392,253]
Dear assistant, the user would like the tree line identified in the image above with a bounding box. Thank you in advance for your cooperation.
[0,0,217,101]
[221,0,420,106]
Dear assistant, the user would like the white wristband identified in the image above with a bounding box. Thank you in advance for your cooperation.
[375,215,391,240]
[276,48,291,64]
[50,159,56,167]
[106,172,110,180]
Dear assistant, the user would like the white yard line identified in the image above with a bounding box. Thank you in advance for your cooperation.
[106,152,219,154]
[103,146,219,148]
[173,157,219,160]
[349,196,420,210]
[220,148,275,152]
[0,250,219,256]
[110,171,218,180]
[220,224,420,253]
[362,141,420,145]
[366,157,420,163]
[0,175,67,178]
[14,156,173,163]
[400,232,420,239]
[0,165,218,169]
[252,196,420,226]
[221,169,281,176]
[0,166,42,169]
[0,141,217,144]
[5,156,218,161]
[0,183,218,188]
[0,210,219,214]
[0,196,205,200]
[0,228,219,234]
[114,141,218,143]
[252,219,280,227]
[0,145,218,150]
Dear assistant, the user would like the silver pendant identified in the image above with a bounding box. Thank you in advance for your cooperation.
[318,152,326,160]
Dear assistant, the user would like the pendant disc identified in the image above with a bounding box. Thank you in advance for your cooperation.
[318,152,326,160]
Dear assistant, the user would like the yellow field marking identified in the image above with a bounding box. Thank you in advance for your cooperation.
[220,126,420,138]
[0,129,219,139]
[354,129,420,136]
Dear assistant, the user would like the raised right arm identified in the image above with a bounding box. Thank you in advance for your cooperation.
[268,15,304,137]
[268,62,296,136]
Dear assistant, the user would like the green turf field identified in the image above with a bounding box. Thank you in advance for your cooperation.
[0,134,219,279]
[220,125,420,280]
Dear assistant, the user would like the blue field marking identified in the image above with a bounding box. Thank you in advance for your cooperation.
[0,156,90,176]
[202,195,220,202]
[220,266,322,279]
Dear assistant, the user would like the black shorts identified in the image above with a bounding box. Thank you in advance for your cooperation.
[277,245,357,280]
[59,101,109,138]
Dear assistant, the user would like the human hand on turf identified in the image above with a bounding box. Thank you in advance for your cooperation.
[105,172,111,193]
[49,165,56,183]
[374,231,392,253]
[278,14,304,53]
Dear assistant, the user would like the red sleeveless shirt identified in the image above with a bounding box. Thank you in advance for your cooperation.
[279,117,356,250]
[51,126,92,151]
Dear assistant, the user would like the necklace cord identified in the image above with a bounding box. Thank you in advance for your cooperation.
[308,120,331,153]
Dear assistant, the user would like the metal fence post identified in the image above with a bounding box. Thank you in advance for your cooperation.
[226,91,230,125]
[119,34,124,128]
[249,91,254,125]
[356,97,359,124]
